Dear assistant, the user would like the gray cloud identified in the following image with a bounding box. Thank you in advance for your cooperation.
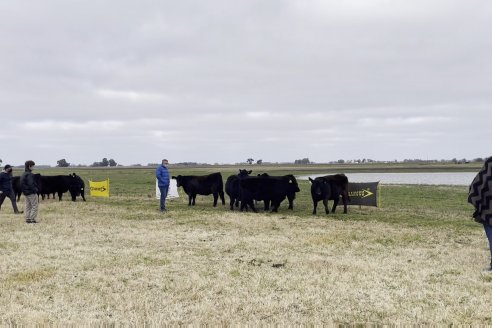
[1,0,491,165]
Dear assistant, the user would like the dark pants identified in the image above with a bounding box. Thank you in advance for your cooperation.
[0,190,20,213]
[484,224,492,267]
[159,186,169,211]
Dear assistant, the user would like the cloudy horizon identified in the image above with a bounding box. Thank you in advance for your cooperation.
[1,0,491,166]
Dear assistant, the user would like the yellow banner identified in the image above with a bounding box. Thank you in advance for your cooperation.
[89,179,110,197]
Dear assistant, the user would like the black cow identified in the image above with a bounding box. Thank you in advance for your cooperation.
[309,174,350,214]
[309,177,339,214]
[39,176,57,200]
[256,173,301,211]
[239,174,300,212]
[12,174,42,201]
[172,172,225,207]
[12,176,22,201]
[39,173,86,201]
[225,169,252,210]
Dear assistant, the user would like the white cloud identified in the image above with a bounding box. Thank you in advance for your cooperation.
[96,89,172,102]
[358,116,452,128]
[20,120,126,132]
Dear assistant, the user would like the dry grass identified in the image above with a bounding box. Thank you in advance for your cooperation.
[1,190,491,325]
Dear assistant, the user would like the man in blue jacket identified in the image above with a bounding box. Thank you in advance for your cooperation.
[0,164,22,214]
[156,159,170,212]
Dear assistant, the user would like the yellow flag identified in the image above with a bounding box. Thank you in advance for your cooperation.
[89,179,110,197]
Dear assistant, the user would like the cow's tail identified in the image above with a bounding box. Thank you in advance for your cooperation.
[340,174,351,201]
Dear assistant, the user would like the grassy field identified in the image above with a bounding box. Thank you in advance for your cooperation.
[1,164,491,325]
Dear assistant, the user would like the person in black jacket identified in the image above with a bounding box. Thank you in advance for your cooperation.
[0,164,22,214]
[468,156,492,271]
[20,160,39,224]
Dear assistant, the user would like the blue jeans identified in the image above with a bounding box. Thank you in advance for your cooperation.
[159,186,169,211]
[484,224,492,266]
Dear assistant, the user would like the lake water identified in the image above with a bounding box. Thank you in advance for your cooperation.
[297,172,477,186]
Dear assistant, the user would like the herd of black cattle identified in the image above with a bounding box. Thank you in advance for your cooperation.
[173,170,350,214]
[12,173,86,202]
[12,170,350,214]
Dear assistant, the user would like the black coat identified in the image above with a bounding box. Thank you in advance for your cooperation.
[20,170,39,196]
[0,171,13,193]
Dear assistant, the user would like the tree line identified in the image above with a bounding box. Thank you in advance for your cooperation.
[0,157,487,168]
[56,158,118,167]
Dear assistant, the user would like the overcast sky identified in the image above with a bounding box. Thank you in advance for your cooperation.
[1,0,491,166]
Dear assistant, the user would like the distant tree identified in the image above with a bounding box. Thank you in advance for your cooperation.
[57,159,70,167]
[109,159,117,167]
[295,158,310,165]
[337,159,345,164]
[247,158,254,165]
[256,159,263,165]
[90,157,112,167]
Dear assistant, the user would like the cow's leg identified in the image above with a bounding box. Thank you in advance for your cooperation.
[264,200,270,211]
[323,198,329,214]
[312,199,318,215]
[213,192,218,207]
[82,193,86,201]
[219,191,225,205]
[249,200,258,213]
[342,194,348,213]
[229,197,235,210]
[331,197,339,213]
[270,202,279,213]
[192,194,196,206]
[240,198,250,212]
[188,194,192,206]
[287,196,294,210]
[58,192,63,201]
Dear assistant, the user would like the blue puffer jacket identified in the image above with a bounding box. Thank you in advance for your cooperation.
[156,165,170,188]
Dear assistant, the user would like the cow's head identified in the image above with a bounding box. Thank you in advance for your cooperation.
[238,169,252,178]
[309,177,328,196]
[68,173,85,197]
[286,175,300,193]
[172,175,183,187]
